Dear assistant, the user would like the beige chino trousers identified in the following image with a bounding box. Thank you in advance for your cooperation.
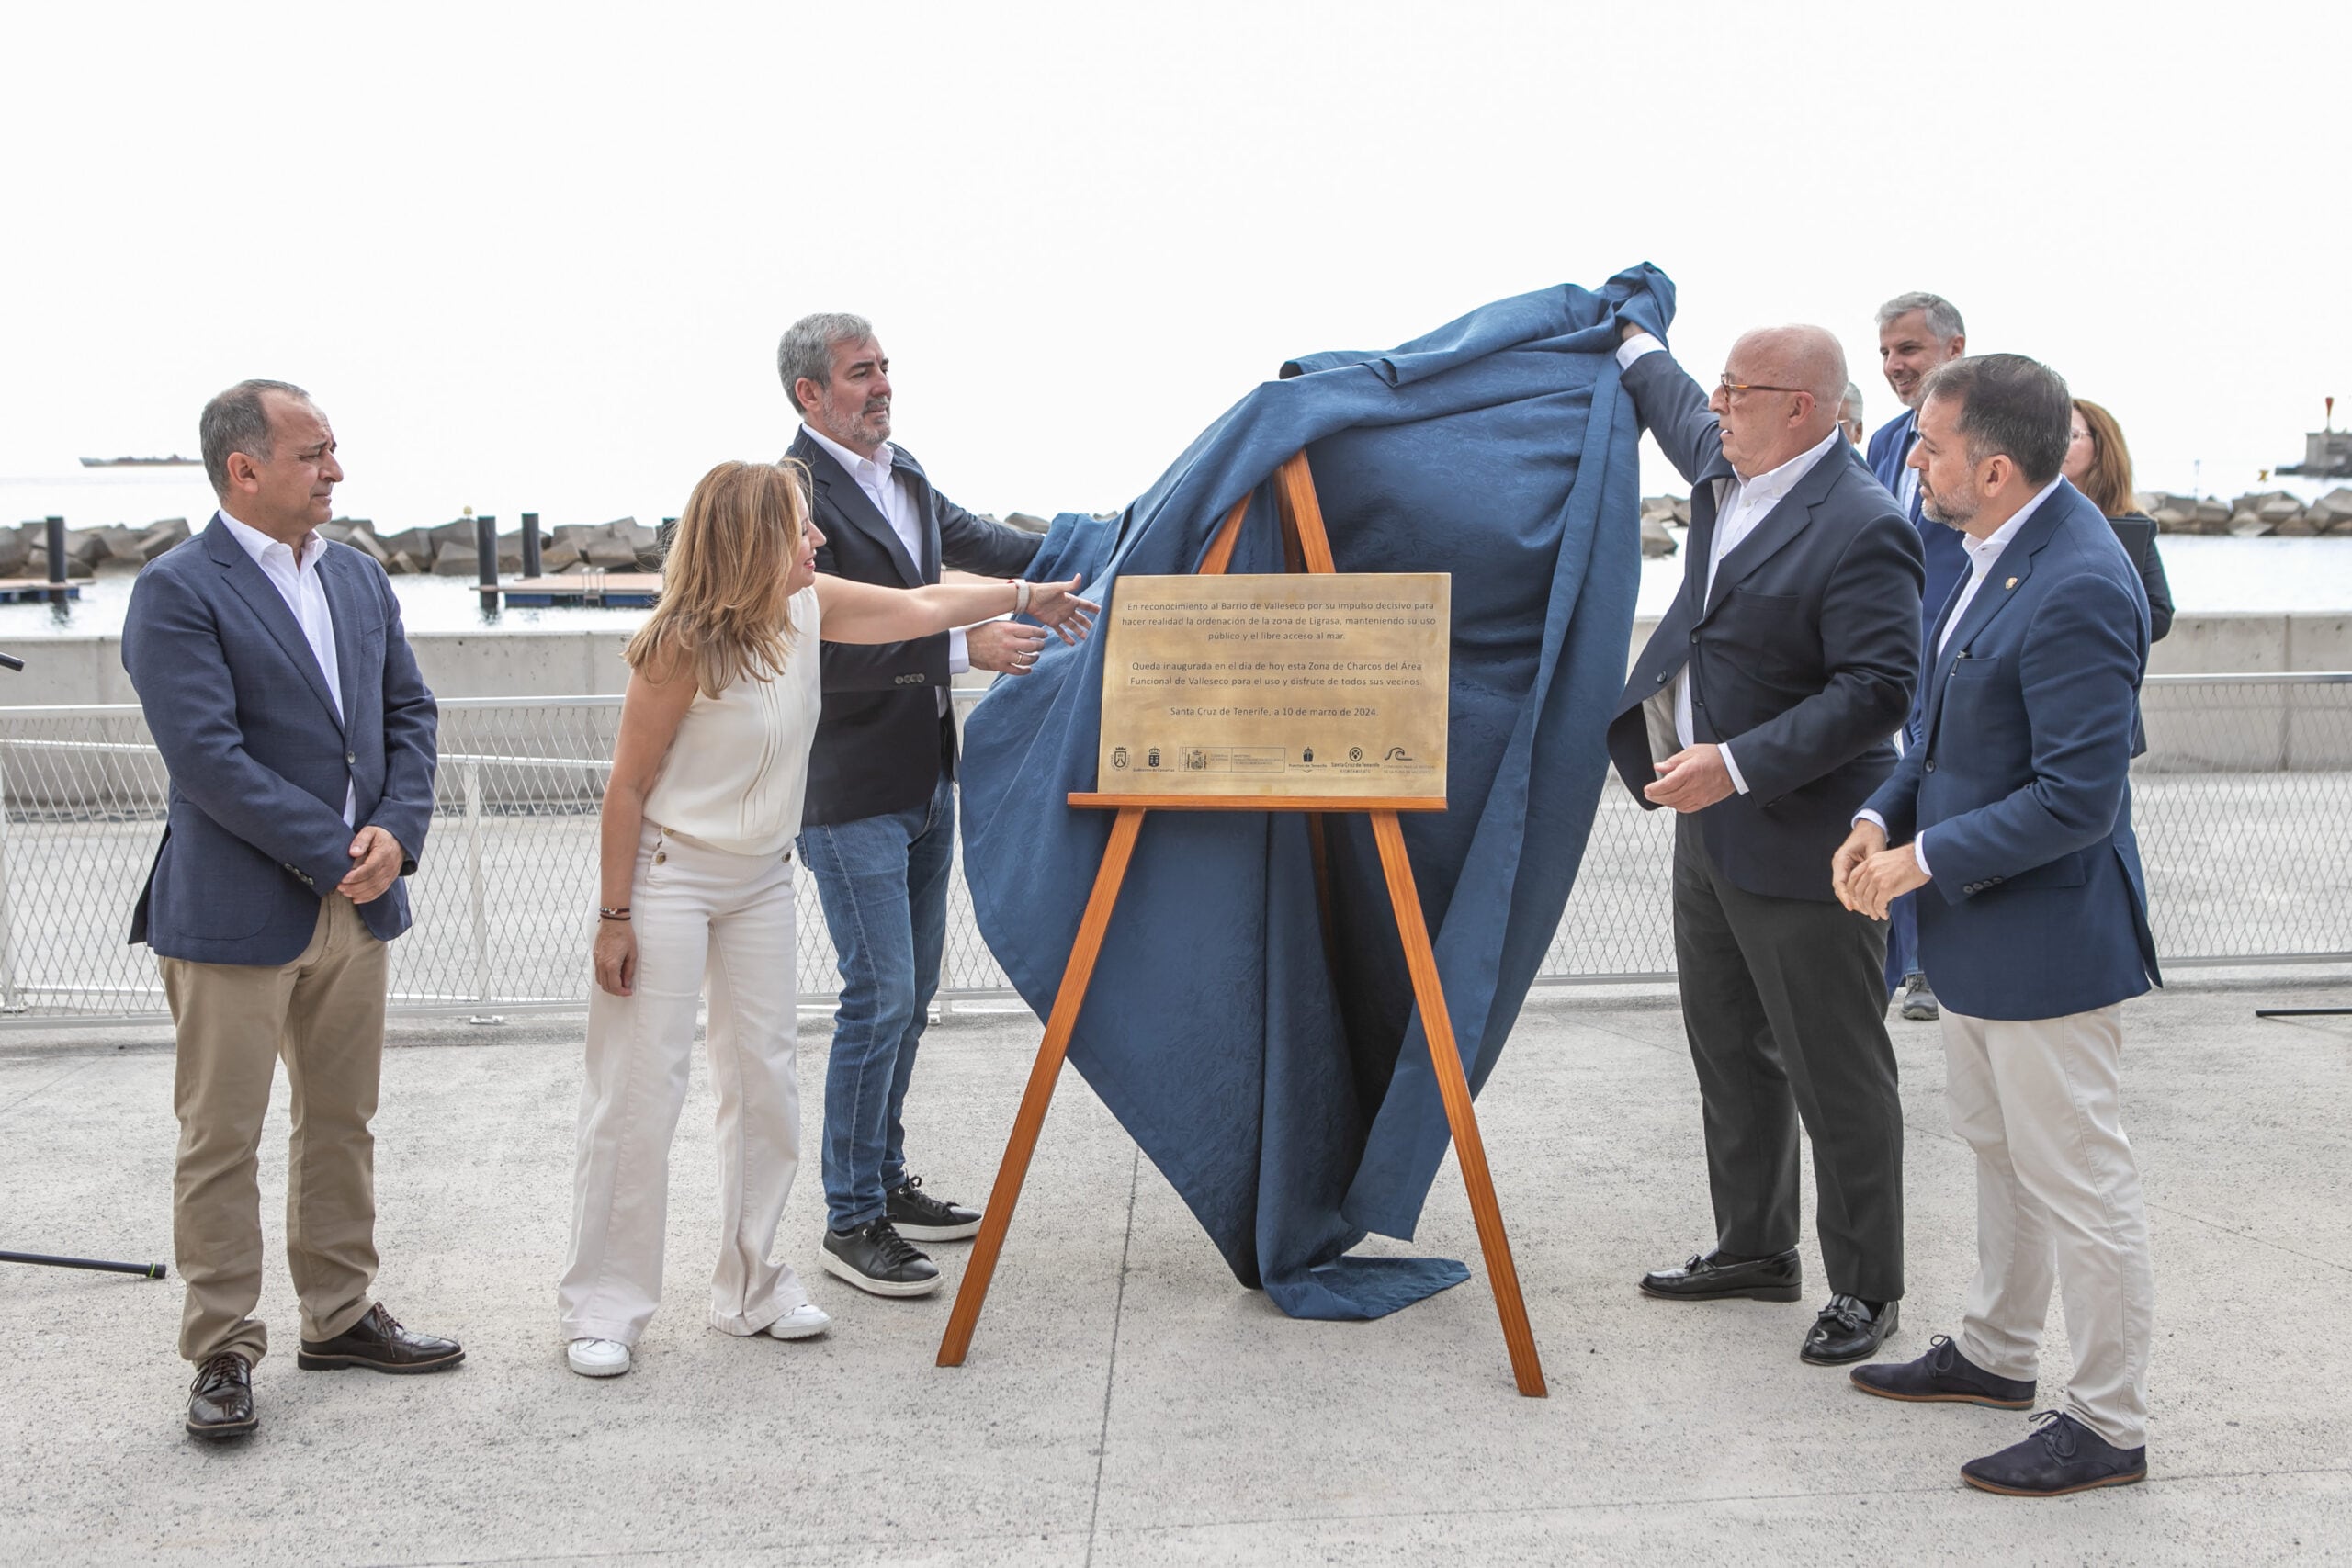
[1942,1003,2154,1450]
[161,893,387,1366]
[558,824,809,1346]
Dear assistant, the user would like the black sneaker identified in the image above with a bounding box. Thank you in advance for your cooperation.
[887,1175,982,1241]
[821,1218,942,1297]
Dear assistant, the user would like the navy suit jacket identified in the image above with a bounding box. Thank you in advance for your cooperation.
[1861,480,2160,1021]
[1868,407,1971,701]
[1609,349,1924,901]
[788,430,1041,828]
[122,516,438,964]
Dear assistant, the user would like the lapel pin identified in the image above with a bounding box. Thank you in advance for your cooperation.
[2003,576,2018,590]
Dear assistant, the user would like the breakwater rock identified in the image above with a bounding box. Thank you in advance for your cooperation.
[2143,487,2352,536]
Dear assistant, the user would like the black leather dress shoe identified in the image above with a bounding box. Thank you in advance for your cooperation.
[297,1303,465,1374]
[1962,1411,2148,1496]
[1638,1247,1802,1302]
[1851,1333,2034,1409]
[1800,1293,1897,1364]
[187,1350,256,1439]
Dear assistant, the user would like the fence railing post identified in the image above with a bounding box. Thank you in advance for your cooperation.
[462,760,495,1017]
[0,745,21,1013]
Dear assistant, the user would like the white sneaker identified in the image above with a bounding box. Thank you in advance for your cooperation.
[567,1337,631,1377]
[763,1303,831,1340]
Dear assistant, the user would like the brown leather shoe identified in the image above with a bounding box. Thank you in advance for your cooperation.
[187,1350,256,1439]
[296,1303,465,1374]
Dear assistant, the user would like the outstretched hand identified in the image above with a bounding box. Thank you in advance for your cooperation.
[1024,573,1098,645]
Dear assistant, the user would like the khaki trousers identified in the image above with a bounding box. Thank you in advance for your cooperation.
[558,824,808,1346]
[161,894,387,1365]
[1943,1003,2154,1450]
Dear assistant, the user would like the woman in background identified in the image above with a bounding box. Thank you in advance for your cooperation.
[557,459,1092,1378]
[2064,398,2173,642]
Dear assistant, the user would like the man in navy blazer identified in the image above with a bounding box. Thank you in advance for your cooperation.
[777,314,1056,1300]
[1866,292,1970,1021]
[122,380,458,1441]
[1606,321,1922,1367]
[1837,354,2158,1497]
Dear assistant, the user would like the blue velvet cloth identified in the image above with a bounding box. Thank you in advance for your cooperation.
[959,265,1676,1318]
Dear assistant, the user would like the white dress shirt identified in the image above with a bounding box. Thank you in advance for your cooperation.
[799,423,968,705]
[1856,476,2064,876]
[1893,412,1922,515]
[217,509,355,825]
[1618,333,1843,794]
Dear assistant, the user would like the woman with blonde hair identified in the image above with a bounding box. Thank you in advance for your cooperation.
[558,458,1092,1377]
[2063,398,2172,642]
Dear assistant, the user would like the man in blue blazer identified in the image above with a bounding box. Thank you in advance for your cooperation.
[1866,292,1970,1021]
[122,380,458,1441]
[1607,321,1922,1366]
[1836,354,2158,1497]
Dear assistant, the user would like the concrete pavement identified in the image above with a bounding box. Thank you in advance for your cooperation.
[3,972,2347,1565]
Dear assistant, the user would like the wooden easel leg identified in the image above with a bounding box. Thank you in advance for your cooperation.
[1369,810,1548,1397]
[938,807,1148,1368]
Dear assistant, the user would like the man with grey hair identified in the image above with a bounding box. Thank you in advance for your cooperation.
[1868,291,1969,1021]
[1606,320,1923,1367]
[781,314,1068,1298]
[124,380,454,1439]
[1838,382,1865,446]
[1837,352,2157,1495]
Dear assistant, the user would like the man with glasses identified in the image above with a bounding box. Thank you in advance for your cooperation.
[1605,322,1924,1367]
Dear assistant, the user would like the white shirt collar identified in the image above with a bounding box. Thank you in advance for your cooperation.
[800,423,894,482]
[1734,426,1843,505]
[217,508,323,571]
[1962,476,2065,571]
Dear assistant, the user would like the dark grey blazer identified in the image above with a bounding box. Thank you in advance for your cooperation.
[788,430,1040,827]
[1607,349,1924,902]
[122,516,438,964]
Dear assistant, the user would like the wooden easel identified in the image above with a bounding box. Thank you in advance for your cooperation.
[935,451,1547,1397]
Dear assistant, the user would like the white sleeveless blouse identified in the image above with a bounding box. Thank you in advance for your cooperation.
[640,586,822,856]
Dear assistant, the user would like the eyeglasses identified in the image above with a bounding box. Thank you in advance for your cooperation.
[1717,374,1805,398]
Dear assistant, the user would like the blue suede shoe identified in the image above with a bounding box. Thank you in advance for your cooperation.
[1962,1411,2148,1496]
[1851,1334,2034,1410]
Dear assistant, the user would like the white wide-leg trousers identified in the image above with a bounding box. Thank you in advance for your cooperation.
[559,824,809,1345]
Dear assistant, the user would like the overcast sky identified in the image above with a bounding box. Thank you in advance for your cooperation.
[6,1,2346,531]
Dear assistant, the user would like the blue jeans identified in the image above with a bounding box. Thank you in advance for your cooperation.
[797,771,954,1233]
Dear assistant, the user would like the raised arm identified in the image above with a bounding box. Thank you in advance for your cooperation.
[814,571,1094,649]
[1617,333,1727,487]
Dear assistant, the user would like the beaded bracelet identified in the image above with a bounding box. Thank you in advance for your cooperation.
[598,906,631,921]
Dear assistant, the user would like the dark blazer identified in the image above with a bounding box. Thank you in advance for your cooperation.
[1609,349,1924,902]
[121,516,438,964]
[1862,481,2159,1021]
[789,429,1042,827]
[1868,406,1972,671]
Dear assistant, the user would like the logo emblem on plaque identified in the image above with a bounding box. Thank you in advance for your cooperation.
[1147,748,1161,769]
[1385,746,1409,761]
[1302,747,1314,763]
[1184,749,1205,770]
[1348,746,1363,762]
[1112,747,1129,771]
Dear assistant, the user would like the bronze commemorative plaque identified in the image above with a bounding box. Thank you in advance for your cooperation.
[1096,572,1449,798]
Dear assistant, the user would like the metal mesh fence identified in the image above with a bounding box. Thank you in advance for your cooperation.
[2,673,2345,1023]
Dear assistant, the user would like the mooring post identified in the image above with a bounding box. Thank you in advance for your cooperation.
[474,513,499,611]
[520,511,542,579]
[43,517,66,604]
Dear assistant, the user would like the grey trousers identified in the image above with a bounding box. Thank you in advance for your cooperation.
[1670,816,1905,1302]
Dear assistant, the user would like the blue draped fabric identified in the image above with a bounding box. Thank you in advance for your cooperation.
[959,265,1676,1319]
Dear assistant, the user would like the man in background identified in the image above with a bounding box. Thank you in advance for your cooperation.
[782,314,1054,1299]
[1839,382,1866,446]
[1608,319,1922,1367]
[124,380,455,1440]
[1837,353,2157,1496]
[1867,291,1969,1021]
